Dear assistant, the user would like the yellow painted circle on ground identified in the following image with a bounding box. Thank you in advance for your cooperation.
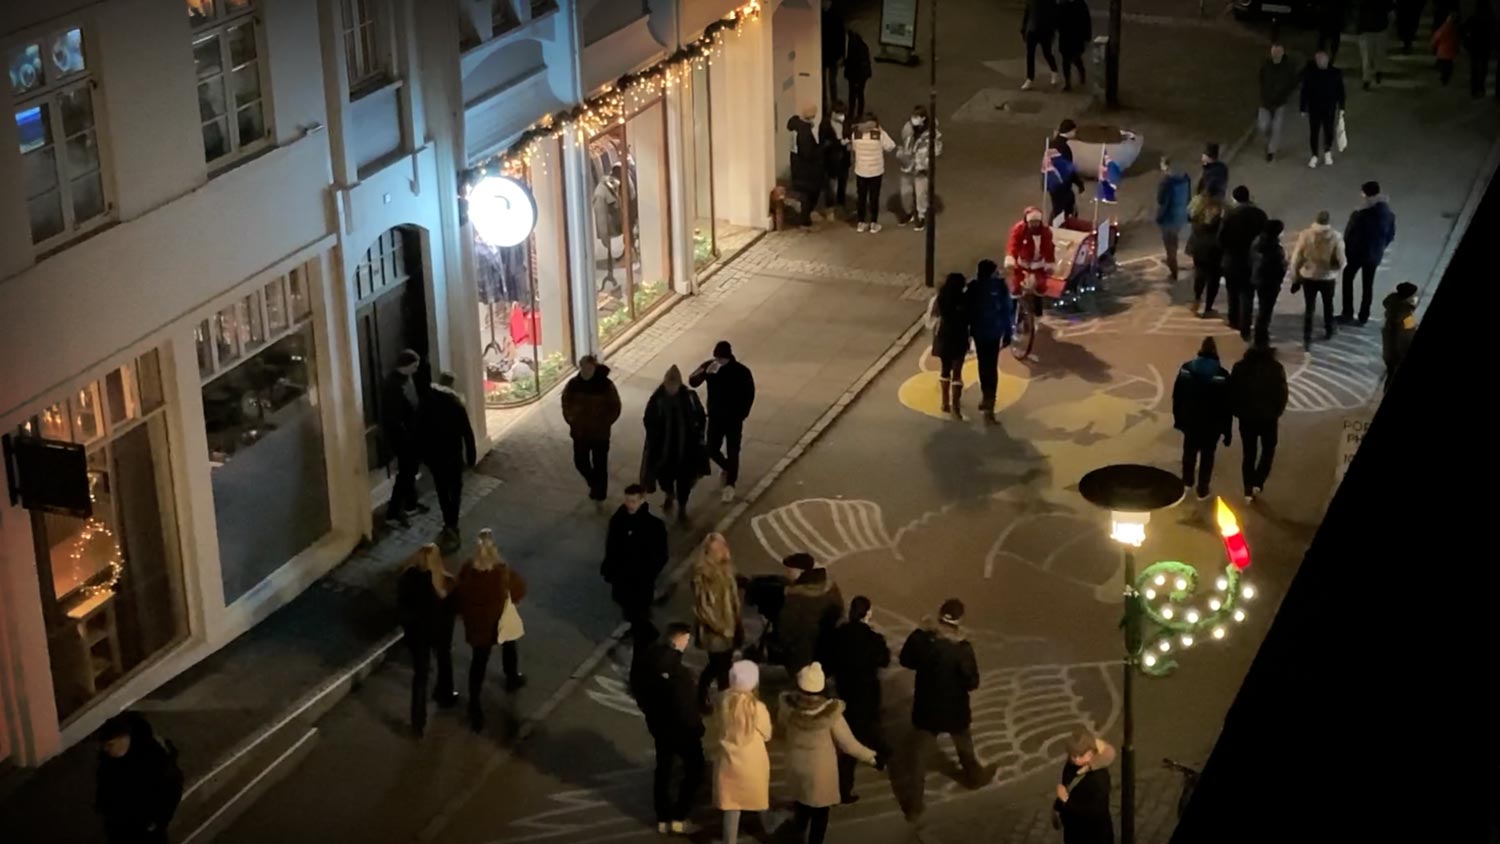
[898,355,1029,419]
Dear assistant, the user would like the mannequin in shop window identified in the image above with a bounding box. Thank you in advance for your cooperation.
[592,163,639,293]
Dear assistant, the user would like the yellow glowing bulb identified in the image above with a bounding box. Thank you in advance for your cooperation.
[1215,577,1229,591]
[1180,634,1194,647]
[1185,609,1200,624]
[1233,609,1247,623]
[1174,577,1189,591]
[1143,653,1158,667]
[1212,626,1227,640]
[1154,574,1167,586]
[1160,606,1174,620]
[1242,585,1256,600]
[1143,588,1157,600]
[1209,598,1221,611]
[1158,639,1171,652]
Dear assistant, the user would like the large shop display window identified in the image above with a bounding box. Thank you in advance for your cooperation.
[476,143,574,407]
[196,268,332,604]
[684,62,755,276]
[16,353,187,722]
[588,97,671,344]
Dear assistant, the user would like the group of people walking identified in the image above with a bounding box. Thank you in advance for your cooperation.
[1019,0,1095,91]
[1316,0,1498,98]
[380,350,478,551]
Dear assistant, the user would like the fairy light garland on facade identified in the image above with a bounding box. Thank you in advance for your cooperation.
[468,0,763,183]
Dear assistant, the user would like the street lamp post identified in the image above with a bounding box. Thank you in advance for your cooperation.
[924,0,938,288]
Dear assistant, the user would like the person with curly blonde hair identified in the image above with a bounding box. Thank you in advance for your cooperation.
[691,532,740,711]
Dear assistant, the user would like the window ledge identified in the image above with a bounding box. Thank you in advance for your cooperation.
[350,76,403,104]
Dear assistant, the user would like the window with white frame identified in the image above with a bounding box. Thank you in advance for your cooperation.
[342,0,387,95]
[8,26,110,246]
[354,227,410,302]
[187,0,271,165]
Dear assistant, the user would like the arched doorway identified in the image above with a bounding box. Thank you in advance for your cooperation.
[352,225,430,478]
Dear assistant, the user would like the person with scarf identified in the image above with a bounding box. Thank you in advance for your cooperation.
[692,532,742,712]
[712,660,773,844]
[640,365,709,524]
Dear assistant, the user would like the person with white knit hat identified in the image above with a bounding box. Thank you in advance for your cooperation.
[779,662,879,844]
[711,660,772,844]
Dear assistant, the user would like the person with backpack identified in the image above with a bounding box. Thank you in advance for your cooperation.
[1230,342,1289,503]
[1052,729,1118,844]
[1250,220,1289,347]
[1172,337,1232,501]
[1289,210,1348,347]
[95,712,183,844]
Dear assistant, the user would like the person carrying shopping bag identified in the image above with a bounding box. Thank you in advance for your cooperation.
[455,528,528,732]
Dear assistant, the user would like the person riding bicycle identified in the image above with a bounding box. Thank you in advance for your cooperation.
[1005,206,1056,319]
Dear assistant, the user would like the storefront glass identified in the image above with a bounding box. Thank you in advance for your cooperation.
[16,352,186,723]
[197,268,331,604]
[685,62,756,276]
[587,96,671,344]
[476,140,573,407]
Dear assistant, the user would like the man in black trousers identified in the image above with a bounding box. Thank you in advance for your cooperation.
[382,348,429,526]
[422,371,477,551]
[600,484,669,639]
[633,622,705,836]
[830,596,891,804]
[689,341,755,503]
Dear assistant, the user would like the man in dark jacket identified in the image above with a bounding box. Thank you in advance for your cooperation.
[776,552,844,674]
[561,355,623,503]
[844,30,872,121]
[1301,50,1346,168]
[1047,120,1085,223]
[821,99,853,214]
[382,348,428,525]
[1219,186,1270,338]
[1340,180,1397,325]
[1021,0,1061,89]
[1156,157,1192,280]
[821,0,845,105]
[96,712,182,844]
[899,600,998,824]
[422,371,478,549]
[787,107,827,226]
[1257,42,1303,162]
[1197,142,1229,199]
[1053,729,1118,844]
[1230,342,1289,503]
[1251,220,1289,347]
[601,484,669,638]
[965,260,1016,424]
[1173,337,1233,500]
[1057,0,1092,91]
[635,623,705,835]
[689,340,755,503]
[1381,281,1419,389]
[830,595,891,803]
[1317,0,1349,62]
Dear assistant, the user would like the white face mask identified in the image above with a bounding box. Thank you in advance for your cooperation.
[832,112,845,121]
[912,116,925,127]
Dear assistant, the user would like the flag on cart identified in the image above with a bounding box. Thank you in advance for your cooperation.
[1096,149,1121,204]
[1043,145,1074,193]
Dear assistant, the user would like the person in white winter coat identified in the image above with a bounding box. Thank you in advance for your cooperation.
[1288,209,1348,348]
[846,114,896,233]
[897,106,943,231]
[712,661,772,844]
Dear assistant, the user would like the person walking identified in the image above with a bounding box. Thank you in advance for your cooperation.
[1052,729,1118,844]
[1396,0,1426,52]
[1219,186,1270,338]
[1433,11,1461,84]
[1196,142,1229,199]
[561,355,622,505]
[382,348,428,525]
[900,600,998,825]
[1289,210,1348,347]
[1355,0,1392,89]
[600,483,669,639]
[1230,342,1289,503]
[1317,0,1349,62]
[1340,181,1397,326]
[1156,157,1192,281]
[1187,192,1226,316]
[398,543,457,736]
[1250,219,1289,347]
[848,114,895,232]
[780,663,880,844]
[965,259,1016,424]
[1381,281,1419,388]
[691,532,741,712]
[1465,1,1495,98]
[1047,120,1085,223]
[1172,337,1232,501]
[689,341,756,503]
[640,365,709,524]
[829,596,891,804]
[788,105,827,226]
[777,552,844,676]
[821,99,853,216]
[422,371,477,550]
[712,661,773,844]
[932,272,971,418]
[844,29,872,121]
[456,528,527,731]
[1057,0,1093,91]
[1301,49,1346,168]
[1257,42,1303,162]
[1022,0,1062,89]
[95,712,182,844]
[637,622,706,836]
[897,105,942,230]
[821,0,845,106]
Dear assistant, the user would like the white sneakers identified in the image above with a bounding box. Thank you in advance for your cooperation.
[1021,78,1034,90]
[1050,71,1060,87]
[1307,155,1319,169]
[1323,151,1334,165]
[721,486,736,503]
[856,222,868,232]
[869,222,883,233]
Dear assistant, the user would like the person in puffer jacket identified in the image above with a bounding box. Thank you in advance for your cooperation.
[964,259,1016,424]
[896,106,942,230]
[1289,210,1347,347]
[847,114,896,232]
[1172,337,1232,500]
[1381,281,1418,390]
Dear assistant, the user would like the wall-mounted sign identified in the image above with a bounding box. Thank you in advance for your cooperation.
[3,435,92,517]
[468,175,537,248]
[880,0,919,50]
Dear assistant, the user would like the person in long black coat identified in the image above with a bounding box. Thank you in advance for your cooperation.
[422,371,477,549]
[635,623,706,834]
[382,348,427,524]
[1021,0,1061,88]
[931,272,970,419]
[844,30,872,121]
[1250,220,1288,347]
[640,365,709,524]
[787,107,827,226]
[398,543,458,735]
[95,712,182,844]
[829,596,891,803]
[600,484,669,638]
[1057,0,1093,91]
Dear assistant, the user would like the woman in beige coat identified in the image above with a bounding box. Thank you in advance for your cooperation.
[712,660,772,844]
[779,662,878,844]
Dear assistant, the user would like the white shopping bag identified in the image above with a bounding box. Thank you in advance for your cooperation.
[1335,111,1348,153]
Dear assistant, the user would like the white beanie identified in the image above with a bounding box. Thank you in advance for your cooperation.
[796,661,826,694]
[729,660,759,692]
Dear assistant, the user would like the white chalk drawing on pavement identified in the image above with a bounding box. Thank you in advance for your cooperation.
[750,497,899,566]
[1286,330,1383,412]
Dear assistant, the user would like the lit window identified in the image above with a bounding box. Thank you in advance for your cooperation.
[195,270,313,380]
[189,0,270,165]
[342,0,387,95]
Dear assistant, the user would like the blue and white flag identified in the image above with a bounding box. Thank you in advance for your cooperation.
[1096,149,1121,204]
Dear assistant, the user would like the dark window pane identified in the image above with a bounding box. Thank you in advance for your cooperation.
[65,130,99,174]
[193,36,223,81]
[232,65,260,104]
[198,80,226,121]
[49,29,86,78]
[137,350,165,412]
[289,269,312,319]
[16,104,50,154]
[236,102,266,145]
[104,367,136,426]
[71,172,106,223]
[195,320,215,377]
[28,192,64,243]
[22,146,58,198]
[9,43,42,95]
[202,118,228,161]
[59,86,94,136]
[228,23,257,67]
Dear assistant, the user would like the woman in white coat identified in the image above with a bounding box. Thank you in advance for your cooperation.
[712,660,772,844]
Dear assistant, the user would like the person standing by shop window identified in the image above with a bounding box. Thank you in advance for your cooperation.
[455,529,528,732]
[561,355,623,506]
[422,371,477,552]
[848,114,896,233]
[383,349,429,526]
[398,543,458,736]
[96,712,183,844]
[689,341,756,503]
[640,365,710,525]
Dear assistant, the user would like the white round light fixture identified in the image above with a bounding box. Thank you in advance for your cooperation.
[468,175,537,247]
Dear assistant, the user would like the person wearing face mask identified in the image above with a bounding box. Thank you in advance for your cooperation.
[820,100,853,217]
[847,113,896,233]
[1300,50,1346,169]
[897,106,942,231]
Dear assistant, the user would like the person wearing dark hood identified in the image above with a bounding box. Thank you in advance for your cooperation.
[1173,337,1233,501]
[1340,180,1397,326]
[640,365,709,525]
[777,552,844,676]
[1196,142,1229,199]
[780,663,879,844]
[422,371,477,550]
[844,29,872,121]
[787,105,828,226]
[1257,42,1303,162]
[1187,192,1226,316]
[1381,281,1419,389]
[601,484,669,639]
[690,341,756,503]
[95,712,183,844]
[829,596,891,804]
[821,0,845,106]
[1395,0,1425,52]
[1021,0,1061,90]
[964,259,1016,425]
[1052,729,1118,844]
[398,543,458,736]
[1230,342,1289,503]
[900,599,998,824]
[1301,49,1346,169]
[931,272,971,419]
[561,355,622,504]
[1218,186,1269,339]
[1250,219,1289,347]
[636,622,706,837]
[382,348,429,526]
[1057,0,1093,91]
[1155,157,1192,281]
[821,99,853,216]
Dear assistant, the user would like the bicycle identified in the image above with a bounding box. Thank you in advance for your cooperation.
[1162,757,1201,819]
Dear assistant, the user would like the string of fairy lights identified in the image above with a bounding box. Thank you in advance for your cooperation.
[75,476,124,600]
[470,0,763,182]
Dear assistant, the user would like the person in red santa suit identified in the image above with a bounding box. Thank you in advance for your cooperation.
[1005,206,1056,322]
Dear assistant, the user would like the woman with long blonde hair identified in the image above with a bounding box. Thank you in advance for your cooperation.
[397,544,456,736]
[690,532,740,711]
[712,660,772,844]
[455,528,529,732]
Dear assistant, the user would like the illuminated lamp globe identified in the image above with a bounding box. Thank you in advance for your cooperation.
[469,175,538,247]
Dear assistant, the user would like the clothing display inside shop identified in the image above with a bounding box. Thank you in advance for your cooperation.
[589,132,640,295]
[477,237,543,396]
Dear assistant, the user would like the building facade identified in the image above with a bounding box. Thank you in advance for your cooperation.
[0,0,817,766]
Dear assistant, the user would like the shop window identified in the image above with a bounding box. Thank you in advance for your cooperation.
[199,270,331,603]
[587,97,672,345]
[189,0,270,166]
[9,26,112,248]
[342,0,387,96]
[16,354,187,723]
[685,62,755,274]
[475,143,574,408]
